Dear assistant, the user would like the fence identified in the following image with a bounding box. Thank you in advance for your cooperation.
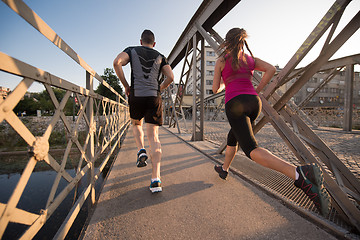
[0,0,129,239]
[303,107,360,129]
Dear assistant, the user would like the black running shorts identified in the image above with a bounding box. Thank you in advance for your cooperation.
[225,94,261,158]
[128,93,163,126]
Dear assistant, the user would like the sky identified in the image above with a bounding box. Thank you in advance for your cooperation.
[0,0,359,93]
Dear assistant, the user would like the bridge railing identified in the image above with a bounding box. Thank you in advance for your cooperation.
[0,0,130,239]
[163,0,360,232]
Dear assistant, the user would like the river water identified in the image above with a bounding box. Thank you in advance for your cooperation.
[0,164,111,239]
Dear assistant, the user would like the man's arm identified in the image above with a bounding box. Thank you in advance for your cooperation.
[160,65,174,91]
[113,52,131,96]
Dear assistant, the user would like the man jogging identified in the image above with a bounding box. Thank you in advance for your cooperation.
[113,29,174,193]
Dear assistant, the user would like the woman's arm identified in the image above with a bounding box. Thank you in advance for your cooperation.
[254,57,276,94]
[212,58,226,94]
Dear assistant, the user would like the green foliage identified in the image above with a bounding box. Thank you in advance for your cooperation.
[12,67,123,117]
[95,68,125,102]
[13,87,76,116]
[13,96,39,115]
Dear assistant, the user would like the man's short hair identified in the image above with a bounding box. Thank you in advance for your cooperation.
[141,30,155,45]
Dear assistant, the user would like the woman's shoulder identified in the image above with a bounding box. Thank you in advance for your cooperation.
[244,53,254,60]
[244,53,256,69]
[216,57,226,67]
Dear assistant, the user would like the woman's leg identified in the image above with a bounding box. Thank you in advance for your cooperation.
[250,147,296,180]
[225,95,296,179]
[222,95,330,216]
[223,145,237,172]
[222,129,238,171]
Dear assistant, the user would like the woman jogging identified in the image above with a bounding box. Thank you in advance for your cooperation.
[212,27,331,216]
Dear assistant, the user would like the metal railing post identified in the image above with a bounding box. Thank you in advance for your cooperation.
[86,71,95,204]
[343,64,354,131]
[191,35,197,140]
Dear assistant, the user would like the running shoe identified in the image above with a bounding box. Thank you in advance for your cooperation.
[150,180,162,193]
[136,148,148,167]
[294,163,331,216]
[214,165,228,180]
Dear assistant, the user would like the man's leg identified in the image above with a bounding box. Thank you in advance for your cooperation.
[132,118,145,150]
[146,123,161,179]
[132,118,148,167]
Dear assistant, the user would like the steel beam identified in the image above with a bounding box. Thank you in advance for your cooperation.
[262,0,352,98]
[343,64,355,131]
[185,0,360,229]
[298,67,344,108]
[168,0,240,68]
[168,42,193,131]
[272,11,360,113]
[191,35,205,141]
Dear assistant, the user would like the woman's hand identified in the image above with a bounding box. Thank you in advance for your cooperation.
[254,58,276,94]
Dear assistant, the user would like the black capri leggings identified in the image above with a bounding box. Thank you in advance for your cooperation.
[225,94,262,159]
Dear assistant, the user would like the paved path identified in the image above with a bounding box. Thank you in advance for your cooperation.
[83,127,336,240]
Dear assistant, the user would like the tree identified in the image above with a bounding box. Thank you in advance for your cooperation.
[13,96,39,116]
[35,88,70,115]
[95,68,125,102]
[12,69,125,117]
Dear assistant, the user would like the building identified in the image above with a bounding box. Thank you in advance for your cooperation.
[0,86,10,99]
[288,70,360,108]
[181,46,221,119]
[185,45,216,99]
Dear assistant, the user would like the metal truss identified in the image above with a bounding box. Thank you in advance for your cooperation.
[189,35,205,140]
[165,0,360,232]
[0,0,129,239]
[298,54,360,110]
[167,42,194,132]
[166,0,240,139]
[250,6,360,232]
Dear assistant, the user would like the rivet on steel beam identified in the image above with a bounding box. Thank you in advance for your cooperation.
[71,133,77,142]
[28,136,49,161]
[3,105,10,112]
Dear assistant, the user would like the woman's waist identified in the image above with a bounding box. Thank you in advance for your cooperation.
[225,89,258,103]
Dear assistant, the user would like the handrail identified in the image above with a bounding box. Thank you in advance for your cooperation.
[0,1,130,239]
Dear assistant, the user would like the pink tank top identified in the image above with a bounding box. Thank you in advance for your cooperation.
[221,54,257,103]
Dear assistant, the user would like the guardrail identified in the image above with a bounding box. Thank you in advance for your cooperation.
[0,0,130,239]
[163,0,360,232]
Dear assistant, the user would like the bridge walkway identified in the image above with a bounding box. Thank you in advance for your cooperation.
[83,127,336,240]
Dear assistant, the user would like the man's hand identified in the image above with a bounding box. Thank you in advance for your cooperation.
[125,86,130,96]
[160,65,174,91]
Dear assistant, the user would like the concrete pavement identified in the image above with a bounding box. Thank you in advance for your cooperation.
[83,127,337,240]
